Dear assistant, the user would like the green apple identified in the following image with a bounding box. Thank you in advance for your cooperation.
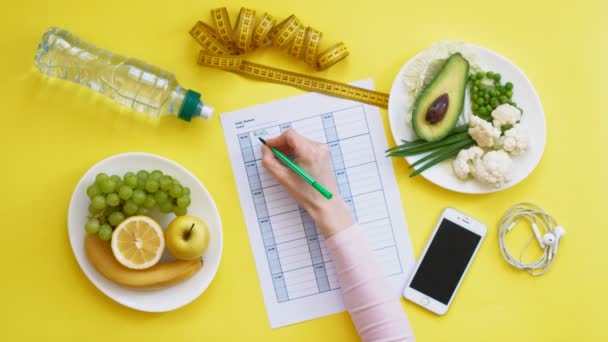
[165,215,210,260]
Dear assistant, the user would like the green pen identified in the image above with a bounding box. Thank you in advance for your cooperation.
[259,137,333,200]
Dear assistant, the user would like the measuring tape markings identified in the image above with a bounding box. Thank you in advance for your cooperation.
[198,52,389,108]
[211,8,235,50]
[252,13,276,48]
[190,22,235,55]
[288,24,306,58]
[191,7,390,108]
[273,15,302,49]
[303,27,322,67]
[234,8,256,52]
[317,42,349,70]
[190,7,351,69]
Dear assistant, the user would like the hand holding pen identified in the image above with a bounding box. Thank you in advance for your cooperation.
[260,130,354,238]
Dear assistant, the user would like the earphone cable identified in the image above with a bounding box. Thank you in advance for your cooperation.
[498,202,561,276]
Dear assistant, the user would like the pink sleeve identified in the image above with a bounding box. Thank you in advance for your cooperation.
[326,225,415,342]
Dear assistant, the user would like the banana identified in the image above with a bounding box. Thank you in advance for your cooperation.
[85,235,202,289]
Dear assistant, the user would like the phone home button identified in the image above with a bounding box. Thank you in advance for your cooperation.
[420,297,430,306]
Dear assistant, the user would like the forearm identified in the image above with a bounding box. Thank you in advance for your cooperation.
[308,195,355,238]
[326,225,415,342]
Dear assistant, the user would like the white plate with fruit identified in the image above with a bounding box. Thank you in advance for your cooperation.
[67,152,223,312]
[387,42,546,194]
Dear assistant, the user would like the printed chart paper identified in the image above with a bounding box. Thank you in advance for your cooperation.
[221,80,414,328]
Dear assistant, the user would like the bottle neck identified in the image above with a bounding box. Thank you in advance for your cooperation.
[168,86,187,116]
[169,87,213,121]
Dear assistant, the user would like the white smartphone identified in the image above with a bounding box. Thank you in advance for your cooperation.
[403,208,486,315]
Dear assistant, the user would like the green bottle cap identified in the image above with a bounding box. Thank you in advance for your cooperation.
[178,89,202,122]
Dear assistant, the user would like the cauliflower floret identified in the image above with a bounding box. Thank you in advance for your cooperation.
[491,104,521,129]
[471,150,513,188]
[468,115,501,148]
[453,146,484,179]
[500,124,529,155]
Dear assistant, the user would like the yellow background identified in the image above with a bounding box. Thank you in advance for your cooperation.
[1,0,606,340]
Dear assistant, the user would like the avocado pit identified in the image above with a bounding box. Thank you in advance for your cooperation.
[425,93,449,124]
[411,53,469,141]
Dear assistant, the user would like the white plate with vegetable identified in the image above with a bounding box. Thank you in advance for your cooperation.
[388,42,546,194]
[67,152,223,312]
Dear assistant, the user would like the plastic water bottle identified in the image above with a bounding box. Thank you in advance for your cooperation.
[34,27,213,121]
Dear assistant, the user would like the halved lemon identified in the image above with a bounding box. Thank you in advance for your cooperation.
[111,216,165,270]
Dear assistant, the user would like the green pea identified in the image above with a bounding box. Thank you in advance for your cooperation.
[476,98,484,105]
[472,103,479,110]
[486,104,493,112]
[490,98,499,107]
[506,91,513,98]
[499,96,508,104]
[474,80,481,86]
[493,73,501,82]
[484,93,490,100]
[475,72,484,80]
[472,85,478,93]
[479,107,488,115]
[506,82,513,90]
[486,71,494,78]
[489,89,497,97]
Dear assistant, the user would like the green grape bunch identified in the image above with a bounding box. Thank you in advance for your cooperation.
[84,170,192,241]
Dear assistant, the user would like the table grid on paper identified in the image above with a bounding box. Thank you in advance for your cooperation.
[237,105,403,303]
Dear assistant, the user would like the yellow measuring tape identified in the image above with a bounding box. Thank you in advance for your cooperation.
[190,7,389,108]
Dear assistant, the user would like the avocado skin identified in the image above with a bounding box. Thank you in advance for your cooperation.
[412,53,469,142]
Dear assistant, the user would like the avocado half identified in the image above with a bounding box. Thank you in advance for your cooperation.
[412,53,469,142]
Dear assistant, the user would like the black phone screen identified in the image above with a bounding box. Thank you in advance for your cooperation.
[410,219,482,304]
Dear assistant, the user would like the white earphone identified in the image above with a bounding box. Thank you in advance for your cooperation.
[499,203,566,276]
[547,226,566,257]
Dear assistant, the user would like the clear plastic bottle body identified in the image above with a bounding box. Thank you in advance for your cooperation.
[34,27,211,120]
